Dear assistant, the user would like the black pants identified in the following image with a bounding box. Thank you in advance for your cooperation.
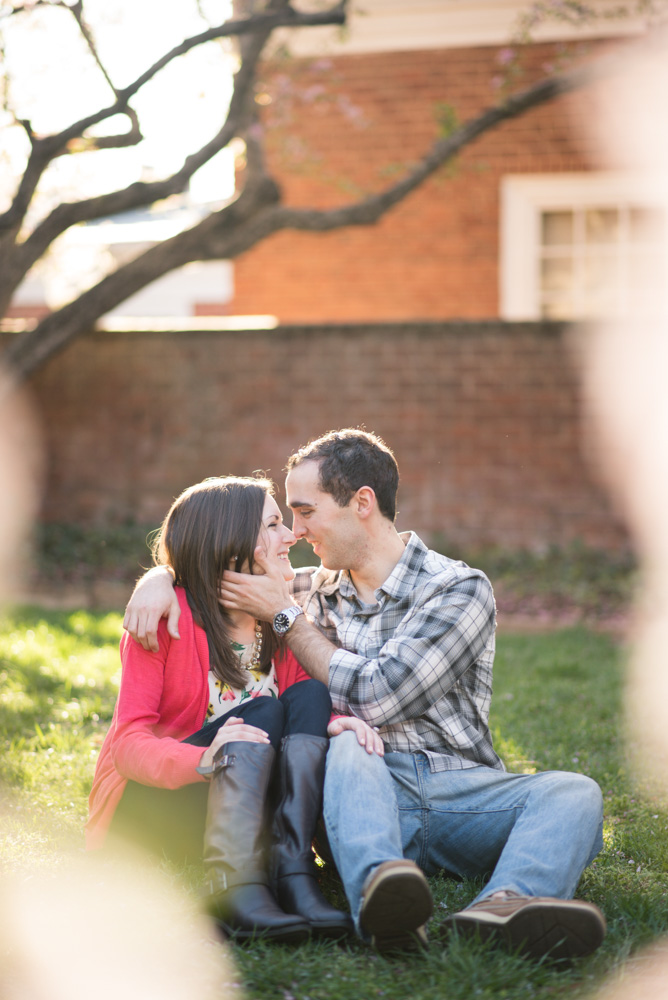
[109,679,331,864]
[182,678,331,750]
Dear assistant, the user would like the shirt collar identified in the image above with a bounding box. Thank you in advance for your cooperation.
[308,530,428,602]
[376,531,428,599]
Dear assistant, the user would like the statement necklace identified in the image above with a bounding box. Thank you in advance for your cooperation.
[248,620,263,670]
[231,620,263,670]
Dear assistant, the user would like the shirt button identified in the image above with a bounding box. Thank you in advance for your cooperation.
[353,615,363,621]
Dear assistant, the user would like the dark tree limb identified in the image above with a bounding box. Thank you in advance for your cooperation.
[0,0,347,233]
[2,8,665,384]
[2,169,282,379]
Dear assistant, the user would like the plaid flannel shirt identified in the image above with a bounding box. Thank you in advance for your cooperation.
[290,531,504,773]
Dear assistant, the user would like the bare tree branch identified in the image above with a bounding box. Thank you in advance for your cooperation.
[2,3,665,384]
[68,0,117,95]
[65,0,142,148]
[0,37,626,382]
[252,23,668,236]
[0,0,347,233]
[2,168,282,379]
[0,25,269,313]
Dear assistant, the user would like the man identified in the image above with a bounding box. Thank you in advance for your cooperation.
[125,428,605,959]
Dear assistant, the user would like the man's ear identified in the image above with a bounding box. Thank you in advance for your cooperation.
[354,486,376,519]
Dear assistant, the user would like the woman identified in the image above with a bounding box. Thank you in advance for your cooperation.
[88,475,368,943]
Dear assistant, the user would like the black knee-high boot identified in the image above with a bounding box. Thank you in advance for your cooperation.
[273,734,353,939]
[203,741,310,943]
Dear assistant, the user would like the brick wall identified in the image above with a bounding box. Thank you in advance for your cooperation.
[13,320,627,552]
[229,41,612,322]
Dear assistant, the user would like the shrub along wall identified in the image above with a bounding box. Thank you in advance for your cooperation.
[11,320,627,552]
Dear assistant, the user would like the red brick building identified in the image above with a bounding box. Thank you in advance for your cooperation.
[226,2,659,326]
[11,3,660,553]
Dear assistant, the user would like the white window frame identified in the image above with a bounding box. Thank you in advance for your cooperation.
[500,172,668,320]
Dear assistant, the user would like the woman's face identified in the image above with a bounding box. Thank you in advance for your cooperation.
[256,493,297,581]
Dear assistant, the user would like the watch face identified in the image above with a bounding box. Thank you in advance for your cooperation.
[274,612,291,634]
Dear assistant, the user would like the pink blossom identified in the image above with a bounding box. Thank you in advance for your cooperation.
[309,59,333,73]
[301,84,326,104]
[497,47,515,66]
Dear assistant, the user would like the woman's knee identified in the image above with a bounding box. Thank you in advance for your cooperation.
[281,678,332,736]
[235,695,285,747]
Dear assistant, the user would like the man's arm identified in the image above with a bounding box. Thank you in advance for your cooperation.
[280,615,336,685]
[123,565,179,652]
[220,552,496,727]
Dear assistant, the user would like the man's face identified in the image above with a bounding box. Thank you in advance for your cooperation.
[285,460,360,571]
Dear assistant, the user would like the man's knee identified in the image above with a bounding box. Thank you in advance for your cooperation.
[325,730,391,791]
[561,772,602,813]
[326,729,366,768]
[570,773,604,829]
[537,770,603,825]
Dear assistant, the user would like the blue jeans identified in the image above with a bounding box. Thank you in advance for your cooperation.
[323,732,604,930]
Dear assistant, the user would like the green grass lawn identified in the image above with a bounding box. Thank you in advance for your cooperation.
[1,607,667,999]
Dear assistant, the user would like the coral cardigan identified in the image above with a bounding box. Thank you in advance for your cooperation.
[86,587,310,849]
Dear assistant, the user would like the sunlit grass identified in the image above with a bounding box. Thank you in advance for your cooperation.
[0,606,121,865]
[1,608,668,999]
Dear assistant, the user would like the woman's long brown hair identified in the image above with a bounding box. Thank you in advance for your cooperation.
[152,476,281,687]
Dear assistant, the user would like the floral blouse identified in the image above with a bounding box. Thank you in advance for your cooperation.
[206,640,279,718]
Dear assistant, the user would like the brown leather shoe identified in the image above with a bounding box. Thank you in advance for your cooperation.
[442,894,606,961]
[359,860,433,953]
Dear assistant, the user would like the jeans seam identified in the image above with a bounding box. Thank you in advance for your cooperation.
[416,754,429,872]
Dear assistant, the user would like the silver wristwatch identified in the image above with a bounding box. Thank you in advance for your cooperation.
[272,605,304,635]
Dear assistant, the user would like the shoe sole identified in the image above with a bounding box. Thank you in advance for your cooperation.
[360,864,433,953]
[445,899,606,961]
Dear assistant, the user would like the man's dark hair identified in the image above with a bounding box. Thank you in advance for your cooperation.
[286,428,399,522]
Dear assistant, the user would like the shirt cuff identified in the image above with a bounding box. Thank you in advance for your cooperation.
[328,647,368,714]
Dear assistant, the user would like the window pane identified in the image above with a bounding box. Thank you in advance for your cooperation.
[541,211,573,246]
[580,291,617,318]
[629,207,665,244]
[583,250,617,292]
[540,297,573,319]
[585,208,619,244]
[541,255,573,292]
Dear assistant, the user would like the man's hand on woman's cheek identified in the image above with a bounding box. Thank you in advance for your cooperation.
[219,569,292,620]
[219,545,294,620]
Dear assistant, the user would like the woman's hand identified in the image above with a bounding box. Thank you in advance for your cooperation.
[328,716,385,756]
[197,716,270,771]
